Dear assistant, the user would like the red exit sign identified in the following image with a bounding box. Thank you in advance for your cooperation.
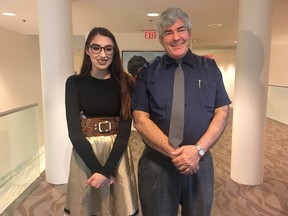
[144,31,157,39]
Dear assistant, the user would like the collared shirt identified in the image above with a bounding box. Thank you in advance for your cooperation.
[131,49,231,145]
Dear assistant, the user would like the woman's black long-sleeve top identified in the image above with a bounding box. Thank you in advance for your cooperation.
[65,73,132,178]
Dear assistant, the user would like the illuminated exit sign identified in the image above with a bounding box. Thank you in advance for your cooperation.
[144,31,157,39]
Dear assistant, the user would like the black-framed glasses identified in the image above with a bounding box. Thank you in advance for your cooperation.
[88,44,114,55]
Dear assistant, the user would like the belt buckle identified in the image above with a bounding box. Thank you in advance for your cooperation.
[98,121,112,133]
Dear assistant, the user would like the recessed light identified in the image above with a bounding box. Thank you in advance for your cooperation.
[207,23,223,28]
[2,12,16,16]
[147,12,159,17]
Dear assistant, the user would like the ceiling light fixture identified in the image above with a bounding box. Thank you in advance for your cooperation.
[207,23,223,28]
[2,12,16,16]
[147,12,159,17]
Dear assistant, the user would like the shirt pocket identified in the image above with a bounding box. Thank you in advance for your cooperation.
[199,80,217,108]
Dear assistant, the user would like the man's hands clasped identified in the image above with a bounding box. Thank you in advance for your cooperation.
[171,145,201,175]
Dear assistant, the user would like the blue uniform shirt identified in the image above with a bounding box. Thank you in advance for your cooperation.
[131,49,231,145]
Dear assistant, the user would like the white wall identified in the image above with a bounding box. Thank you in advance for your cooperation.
[267,32,288,124]
[0,28,42,111]
[72,35,86,74]
[0,27,44,147]
[267,86,288,125]
[267,39,288,125]
[116,33,163,51]
[269,43,288,87]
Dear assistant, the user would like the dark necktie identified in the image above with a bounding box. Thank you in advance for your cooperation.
[169,60,185,147]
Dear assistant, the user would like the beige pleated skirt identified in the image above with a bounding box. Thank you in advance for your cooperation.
[64,135,138,216]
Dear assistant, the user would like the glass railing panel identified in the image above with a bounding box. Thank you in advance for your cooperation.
[0,104,40,214]
[267,85,288,125]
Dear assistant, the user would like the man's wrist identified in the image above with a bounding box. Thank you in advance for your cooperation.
[195,144,205,157]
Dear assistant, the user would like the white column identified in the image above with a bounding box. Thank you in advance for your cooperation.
[231,0,273,185]
[38,0,73,184]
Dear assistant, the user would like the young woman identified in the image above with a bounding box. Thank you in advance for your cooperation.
[64,27,138,216]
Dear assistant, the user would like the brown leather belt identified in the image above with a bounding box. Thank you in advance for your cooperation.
[81,117,120,137]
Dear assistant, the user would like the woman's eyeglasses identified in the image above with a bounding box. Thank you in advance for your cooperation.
[88,44,114,55]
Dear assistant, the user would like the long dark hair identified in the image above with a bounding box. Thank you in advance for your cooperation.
[79,27,133,119]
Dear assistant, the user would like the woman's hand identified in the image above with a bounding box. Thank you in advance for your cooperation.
[87,172,115,189]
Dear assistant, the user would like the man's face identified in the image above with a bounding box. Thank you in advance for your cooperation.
[159,19,191,60]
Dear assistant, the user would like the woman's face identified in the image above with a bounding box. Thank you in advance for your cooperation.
[86,34,114,71]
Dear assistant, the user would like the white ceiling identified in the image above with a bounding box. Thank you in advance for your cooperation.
[0,0,287,47]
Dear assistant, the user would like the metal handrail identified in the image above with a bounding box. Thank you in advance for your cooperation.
[0,103,38,117]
